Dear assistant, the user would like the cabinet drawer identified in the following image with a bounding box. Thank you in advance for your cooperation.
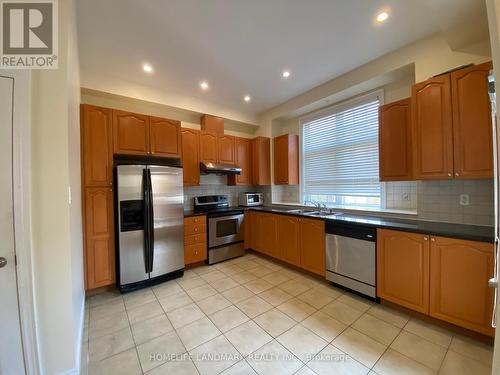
[184,215,206,226]
[185,243,207,264]
[184,222,206,236]
[184,233,207,245]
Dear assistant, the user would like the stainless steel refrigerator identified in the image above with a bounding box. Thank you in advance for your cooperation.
[116,164,184,292]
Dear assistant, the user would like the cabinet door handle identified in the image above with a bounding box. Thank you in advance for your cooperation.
[423,237,429,241]
[430,238,435,242]
[447,173,452,177]
[455,172,459,177]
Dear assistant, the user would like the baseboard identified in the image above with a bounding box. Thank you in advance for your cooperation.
[57,296,85,375]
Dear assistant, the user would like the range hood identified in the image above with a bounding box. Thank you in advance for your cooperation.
[200,162,241,175]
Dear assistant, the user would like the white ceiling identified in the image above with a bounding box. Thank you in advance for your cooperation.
[75,0,481,115]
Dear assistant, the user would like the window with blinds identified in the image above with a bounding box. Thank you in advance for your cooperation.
[301,94,381,208]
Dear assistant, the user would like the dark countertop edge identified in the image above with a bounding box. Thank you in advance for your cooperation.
[247,206,495,244]
[183,211,207,218]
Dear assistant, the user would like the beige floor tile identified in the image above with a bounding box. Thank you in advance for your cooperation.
[222,285,255,304]
[373,348,435,375]
[390,331,446,371]
[236,295,273,318]
[321,300,364,325]
[307,344,370,375]
[209,305,250,333]
[404,319,452,348]
[158,291,193,313]
[449,335,493,365]
[88,348,142,375]
[182,269,199,279]
[146,356,199,375]
[238,260,261,270]
[177,276,208,290]
[216,264,244,276]
[186,284,218,301]
[297,288,334,309]
[152,281,183,299]
[90,299,125,320]
[262,271,291,286]
[352,314,401,345]
[367,305,409,328]
[301,311,347,342]
[246,340,303,375]
[127,300,164,325]
[439,350,491,375]
[177,317,221,351]
[89,327,135,363]
[201,270,227,283]
[193,265,216,276]
[311,284,343,299]
[294,365,317,375]
[220,360,257,375]
[225,320,273,356]
[278,279,313,296]
[167,303,205,328]
[89,291,123,308]
[209,276,240,292]
[230,271,258,284]
[247,266,275,277]
[277,298,317,322]
[333,328,387,368]
[190,335,241,375]
[243,278,274,294]
[131,313,173,345]
[196,293,232,315]
[258,287,293,306]
[89,310,130,339]
[136,331,186,373]
[123,289,156,309]
[253,308,297,337]
[337,294,373,313]
[277,324,328,362]
[278,268,303,279]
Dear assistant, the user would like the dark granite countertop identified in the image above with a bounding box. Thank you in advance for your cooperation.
[248,205,494,243]
[183,210,207,218]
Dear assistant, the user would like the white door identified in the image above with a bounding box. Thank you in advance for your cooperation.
[0,74,26,374]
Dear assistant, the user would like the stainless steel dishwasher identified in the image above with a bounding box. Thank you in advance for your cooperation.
[325,221,377,299]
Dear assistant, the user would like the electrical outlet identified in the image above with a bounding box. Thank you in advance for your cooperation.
[459,194,469,206]
[402,192,410,201]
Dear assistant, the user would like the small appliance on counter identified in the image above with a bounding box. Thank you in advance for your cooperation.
[194,195,244,264]
[239,192,264,207]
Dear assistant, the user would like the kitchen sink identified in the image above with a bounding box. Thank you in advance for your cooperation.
[285,209,319,215]
[305,212,344,217]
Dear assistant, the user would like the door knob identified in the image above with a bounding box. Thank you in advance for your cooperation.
[489,277,498,288]
[0,257,7,268]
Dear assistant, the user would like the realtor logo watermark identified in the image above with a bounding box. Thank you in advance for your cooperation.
[1,0,58,69]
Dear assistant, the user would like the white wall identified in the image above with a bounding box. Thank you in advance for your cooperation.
[30,0,84,373]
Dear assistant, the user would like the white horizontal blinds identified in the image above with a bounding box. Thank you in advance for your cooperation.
[302,96,380,206]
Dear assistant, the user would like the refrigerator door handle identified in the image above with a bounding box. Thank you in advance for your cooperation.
[147,168,155,273]
[142,168,151,274]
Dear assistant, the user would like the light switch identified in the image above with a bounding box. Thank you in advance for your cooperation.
[459,194,469,206]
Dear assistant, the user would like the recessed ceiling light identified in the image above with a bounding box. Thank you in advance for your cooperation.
[282,70,291,78]
[376,11,389,23]
[200,81,209,90]
[244,95,251,102]
[143,64,153,73]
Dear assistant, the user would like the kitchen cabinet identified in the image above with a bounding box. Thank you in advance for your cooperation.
[244,211,252,249]
[377,229,430,314]
[261,213,279,257]
[81,105,113,187]
[181,128,201,186]
[277,215,301,266]
[113,110,150,156]
[451,61,493,179]
[84,187,115,289]
[429,236,494,336]
[218,134,236,165]
[250,212,266,253]
[379,98,413,181]
[201,114,224,134]
[252,137,271,185]
[184,215,207,265]
[149,116,181,158]
[299,218,325,276]
[200,131,219,163]
[274,134,299,185]
[228,137,253,185]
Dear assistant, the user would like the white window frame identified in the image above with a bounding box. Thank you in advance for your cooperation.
[299,89,385,210]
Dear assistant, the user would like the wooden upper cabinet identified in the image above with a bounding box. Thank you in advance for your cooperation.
[228,137,253,185]
[412,75,454,180]
[201,114,224,134]
[200,131,218,163]
[274,134,299,185]
[299,218,325,276]
[377,229,430,314]
[252,137,271,185]
[81,105,113,187]
[218,134,236,165]
[451,61,493,179]
[149,116,181,158]
[113,110,150,156]
[181,128,200,186]
[429,236,494,336]
[278,215,301,266]
[84,187,115,290]
[379,98,413,181]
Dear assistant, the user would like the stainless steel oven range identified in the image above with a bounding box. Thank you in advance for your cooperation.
[193,195,244,264]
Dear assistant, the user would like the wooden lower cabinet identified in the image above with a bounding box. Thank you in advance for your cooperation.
[261,213,279,257]
[299,218,325,276]
[429,236,494,336]
[84,187,115,289]
[184,215,207,265]
[244,211,252,249]
[277,215,301,266]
